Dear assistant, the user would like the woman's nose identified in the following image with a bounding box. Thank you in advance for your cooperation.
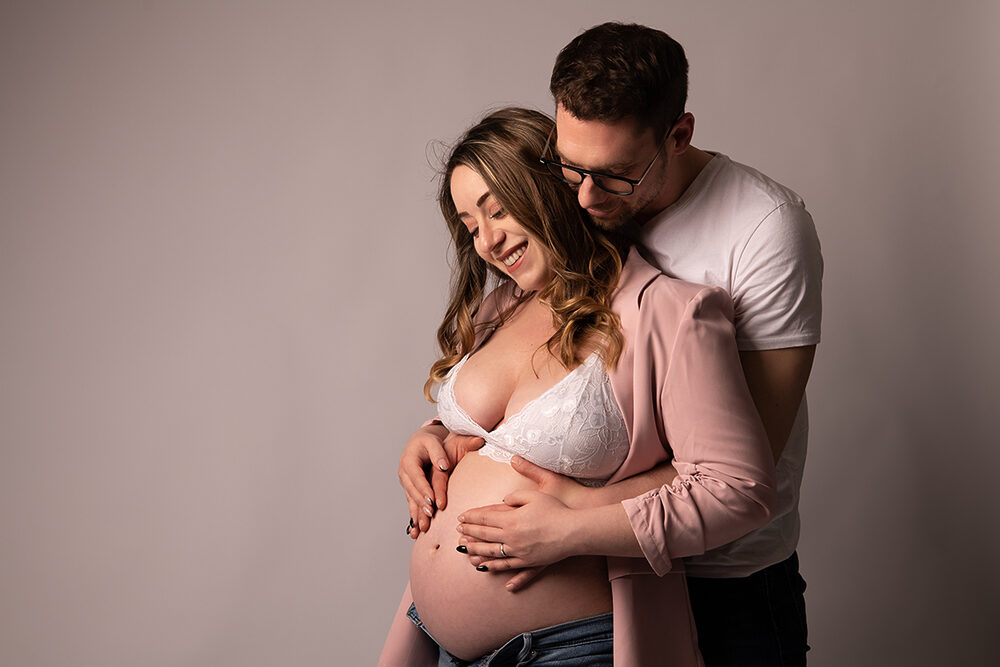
[479,220,505,253]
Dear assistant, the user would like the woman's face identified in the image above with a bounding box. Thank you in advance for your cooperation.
[450,165,554,293]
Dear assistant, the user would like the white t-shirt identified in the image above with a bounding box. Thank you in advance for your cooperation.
[636,153,823,578]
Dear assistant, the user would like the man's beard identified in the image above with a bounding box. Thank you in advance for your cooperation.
[589,168,667,230]
[588,210,630,230]
[587,195,644,230]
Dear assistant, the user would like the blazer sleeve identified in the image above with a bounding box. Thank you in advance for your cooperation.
[621,285,777,576]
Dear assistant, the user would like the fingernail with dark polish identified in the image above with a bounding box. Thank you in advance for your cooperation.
[409,517,415,528]
[476,565,488,572]
[456,545,468,553]
[406,524,411,535]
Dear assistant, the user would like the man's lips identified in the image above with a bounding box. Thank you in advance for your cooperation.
[587,202,620,217]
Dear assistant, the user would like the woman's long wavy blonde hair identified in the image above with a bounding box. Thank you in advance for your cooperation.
[424,108,629,400]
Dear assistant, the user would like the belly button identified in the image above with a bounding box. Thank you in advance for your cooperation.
[434,544,440,550]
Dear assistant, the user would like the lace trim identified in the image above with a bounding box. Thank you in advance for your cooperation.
[437,352,629,484]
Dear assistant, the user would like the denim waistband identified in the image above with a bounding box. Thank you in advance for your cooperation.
[407,603,613,666]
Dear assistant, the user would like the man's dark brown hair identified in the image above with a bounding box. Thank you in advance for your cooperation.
[550,22,689,139]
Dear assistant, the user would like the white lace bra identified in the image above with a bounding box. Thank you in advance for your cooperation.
[434,351,630,486]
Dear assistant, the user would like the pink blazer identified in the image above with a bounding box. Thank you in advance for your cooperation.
[379,249,776,666]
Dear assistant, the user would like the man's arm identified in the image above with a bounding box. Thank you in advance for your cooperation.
[739,346,815,461]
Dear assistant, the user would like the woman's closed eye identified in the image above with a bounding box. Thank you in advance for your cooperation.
[488,206,506,220]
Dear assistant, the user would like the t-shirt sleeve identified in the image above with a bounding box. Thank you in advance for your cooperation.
[731,202,823,351]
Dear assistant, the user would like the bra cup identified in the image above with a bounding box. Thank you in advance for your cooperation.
[437,352,629,485]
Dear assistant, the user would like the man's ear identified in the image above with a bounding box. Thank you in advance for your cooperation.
[670,112,696,155]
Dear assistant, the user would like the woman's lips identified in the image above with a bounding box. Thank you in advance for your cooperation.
[498,242,527,271]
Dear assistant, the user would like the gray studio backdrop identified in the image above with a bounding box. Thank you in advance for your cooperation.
[2,1,998,665]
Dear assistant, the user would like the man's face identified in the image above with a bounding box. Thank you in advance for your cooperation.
[553,104,669,230]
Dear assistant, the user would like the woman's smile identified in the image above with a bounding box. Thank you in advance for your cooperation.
[498,242,527,269]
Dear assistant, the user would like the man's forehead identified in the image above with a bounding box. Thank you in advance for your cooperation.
[554,109,653,170]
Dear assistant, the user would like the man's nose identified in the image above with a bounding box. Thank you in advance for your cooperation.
[576,176,610,210]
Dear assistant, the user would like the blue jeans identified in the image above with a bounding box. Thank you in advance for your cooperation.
[406,604,613,666]
[687,552,810,667]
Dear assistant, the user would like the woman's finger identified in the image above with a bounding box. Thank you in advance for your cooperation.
[459,539,508,558]
[406,497,420,539]
[457,505,510,528]
[430,466,449,511]
[398,463,435,521]
[471,557,527,572]
[457,522,503,543]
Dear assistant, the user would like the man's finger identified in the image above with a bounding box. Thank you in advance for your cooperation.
[505,566,545,591]
[501,489,537,507]
[510,456,555,485]
[447,434,484,465]
[424,435,451,473]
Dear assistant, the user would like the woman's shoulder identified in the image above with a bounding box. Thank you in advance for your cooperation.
[616,248,734,322]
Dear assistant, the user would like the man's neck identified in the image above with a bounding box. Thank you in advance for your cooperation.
[634,146,714,226]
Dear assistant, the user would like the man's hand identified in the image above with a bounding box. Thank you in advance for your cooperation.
[398,424,483,538]
[508,456,596,509]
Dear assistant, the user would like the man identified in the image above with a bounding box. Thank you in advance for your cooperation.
[400,23,821,666]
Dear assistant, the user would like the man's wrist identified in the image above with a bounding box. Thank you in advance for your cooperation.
[421,420,447,436]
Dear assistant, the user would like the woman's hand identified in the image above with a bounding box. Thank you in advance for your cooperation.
[398,424,483,537]
[456,490,578,578]
[457,482,642,588]
[451,456,603,590]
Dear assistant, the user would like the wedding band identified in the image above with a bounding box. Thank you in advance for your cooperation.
[499,544,508,558]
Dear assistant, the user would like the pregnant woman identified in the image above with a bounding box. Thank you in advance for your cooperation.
[381,108,775,666]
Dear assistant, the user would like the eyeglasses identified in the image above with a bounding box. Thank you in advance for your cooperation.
[538,118,680,196]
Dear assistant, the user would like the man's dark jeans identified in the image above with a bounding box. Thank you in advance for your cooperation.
[687,552,809,667]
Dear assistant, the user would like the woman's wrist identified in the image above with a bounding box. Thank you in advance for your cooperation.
[567,504,642,558]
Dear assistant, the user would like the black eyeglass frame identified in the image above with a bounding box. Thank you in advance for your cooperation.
[538,115,682,196]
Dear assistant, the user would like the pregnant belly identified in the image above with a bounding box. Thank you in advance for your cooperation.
[409,452,612,661]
